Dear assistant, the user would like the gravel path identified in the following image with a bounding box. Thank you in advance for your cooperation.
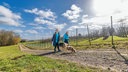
[19,45,128,72]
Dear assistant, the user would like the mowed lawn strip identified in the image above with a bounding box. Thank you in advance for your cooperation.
[0,45,111,72]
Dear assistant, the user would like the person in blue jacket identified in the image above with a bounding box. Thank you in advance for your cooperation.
[52,29,61,52]
[63,31,69,44]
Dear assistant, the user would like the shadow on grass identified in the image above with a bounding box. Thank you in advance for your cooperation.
[113,47,128,65]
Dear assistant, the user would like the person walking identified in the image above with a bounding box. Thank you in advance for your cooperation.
[63,31,69,44]
[52,29,61,52]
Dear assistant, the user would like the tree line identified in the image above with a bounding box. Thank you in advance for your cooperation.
[0,30,21,46]
[84,25,128,41]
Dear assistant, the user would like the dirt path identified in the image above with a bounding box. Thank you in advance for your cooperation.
[19,45,128,72]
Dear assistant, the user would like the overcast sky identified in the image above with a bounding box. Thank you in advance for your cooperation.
[0,0,128,40]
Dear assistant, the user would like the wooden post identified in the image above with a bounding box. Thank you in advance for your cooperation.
[111,16,115,48]
[87,24,91,45]
[76,28,78,46]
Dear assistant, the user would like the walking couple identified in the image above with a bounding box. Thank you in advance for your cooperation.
[52,29,69,53]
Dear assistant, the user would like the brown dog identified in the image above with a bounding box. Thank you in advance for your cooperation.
[59,43,76,53]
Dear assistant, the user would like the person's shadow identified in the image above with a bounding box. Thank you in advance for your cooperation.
[37,51,72,56]
[113,47,128,65]
[38,51,55,56]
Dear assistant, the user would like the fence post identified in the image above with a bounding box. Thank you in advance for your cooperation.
[76,28,78,46]
[111,16,115,48]
[87,24,91,45]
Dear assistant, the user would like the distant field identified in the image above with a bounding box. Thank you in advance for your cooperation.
[0,45,108,72]
[24,36,128,50]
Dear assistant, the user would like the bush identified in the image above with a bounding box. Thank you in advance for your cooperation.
[20,39,27,43]
[0,30,21,46]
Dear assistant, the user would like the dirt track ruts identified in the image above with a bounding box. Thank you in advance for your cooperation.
[19,45,128,72]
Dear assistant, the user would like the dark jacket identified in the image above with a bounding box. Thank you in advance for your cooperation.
[52,32,60,46]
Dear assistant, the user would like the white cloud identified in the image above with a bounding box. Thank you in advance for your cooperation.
[93,0,128,17]
[24,8,56,25]
[24,8,56,20]
[89,25,102,30]
[80,15,110,25]
[79,15,89,24]
[24,8,38,14]
[25,8,67,32]
[14,30,23,33]
[92,0,128,20]
[67,25,86,31]
[29,23,38,26]
[0,5,21,26]
[33,26,46,30]
[80,0,128,30]
[25,30,38,34]
[62,4,82,23]
[34,17,53,25]
[48,23,67,31]
[80,15,111,30]
[20,25,26,27]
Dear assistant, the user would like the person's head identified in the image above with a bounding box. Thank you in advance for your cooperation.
[66,31,68,34]
[55,28,59,33]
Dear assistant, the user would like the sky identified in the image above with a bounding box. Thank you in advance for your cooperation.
[0,0,128,40]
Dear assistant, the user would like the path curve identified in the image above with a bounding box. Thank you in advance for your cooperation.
[19,45,128,72]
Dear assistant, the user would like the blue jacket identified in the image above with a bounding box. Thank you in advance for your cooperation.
[63,33,69,41]
[52,32,60,46]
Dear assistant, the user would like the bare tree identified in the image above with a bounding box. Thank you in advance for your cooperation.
[117,18,127,37]
[0,30,21,46]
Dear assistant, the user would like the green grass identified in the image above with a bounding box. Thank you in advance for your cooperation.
[25,42,52,50]
[73,36,128,49]
[92,36,128,44]
[0,55,108,72]
[24,36,128,50]
[0,45,25,59]
[0,45,110,72]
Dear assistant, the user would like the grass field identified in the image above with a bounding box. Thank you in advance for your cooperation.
[24,36,128,50]
[0,45,109,72]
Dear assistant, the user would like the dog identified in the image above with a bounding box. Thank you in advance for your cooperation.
[59,43,76,53]
[66,46,76,53]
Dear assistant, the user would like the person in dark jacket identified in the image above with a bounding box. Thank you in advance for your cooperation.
[63,31,69,44]
[52,29,61,52]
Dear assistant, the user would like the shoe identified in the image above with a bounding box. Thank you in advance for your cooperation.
[54,50,56,53]
[58,50,61,52]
